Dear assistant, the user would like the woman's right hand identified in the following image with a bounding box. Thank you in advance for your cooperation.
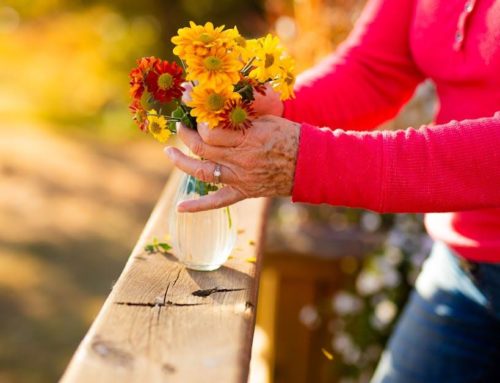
[252,84,284,117]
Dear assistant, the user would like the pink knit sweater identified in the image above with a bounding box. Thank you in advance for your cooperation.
[284,0,500,262]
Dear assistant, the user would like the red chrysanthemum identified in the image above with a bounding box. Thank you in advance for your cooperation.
[129,56,160,100]
[248,77,267,96]
[220,99,255,131]
[145,60,185,104]
[129,100,148,132]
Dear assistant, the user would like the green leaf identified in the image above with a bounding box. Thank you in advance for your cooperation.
[168,120,177,132]
[179,103,197,130]
[158,243,172,251]
[144,237,172,255]
[234,80,255,103]
[144,244,155,254]
[171,106,184,119]
[185,175,218,196]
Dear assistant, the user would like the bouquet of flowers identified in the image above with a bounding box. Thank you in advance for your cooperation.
[129,21,295,140]
[128,22,295,270]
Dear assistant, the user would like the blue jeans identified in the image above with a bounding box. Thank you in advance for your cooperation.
[371,242,500,383]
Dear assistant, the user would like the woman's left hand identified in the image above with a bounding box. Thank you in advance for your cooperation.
[164,115,301,212]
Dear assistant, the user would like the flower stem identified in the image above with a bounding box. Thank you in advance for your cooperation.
[180,103,197,130]
[241,57,256,76]
[236,84,251,95]
[225,206,232,229]
[179,59,196,87]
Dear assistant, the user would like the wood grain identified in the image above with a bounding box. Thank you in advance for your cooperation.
[61,170,269,383]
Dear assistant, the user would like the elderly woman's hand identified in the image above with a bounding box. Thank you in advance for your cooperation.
[164,115,301,212]
[252,84,284,117]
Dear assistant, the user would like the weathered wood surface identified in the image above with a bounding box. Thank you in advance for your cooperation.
[61,170,269,383]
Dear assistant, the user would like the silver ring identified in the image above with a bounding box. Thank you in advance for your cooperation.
[213,164,222,184]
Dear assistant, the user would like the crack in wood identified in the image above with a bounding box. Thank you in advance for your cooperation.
[157,282,171,324]
[114,301,205,307]
[172,268,182,287]
[191,287,246,297]
[162,282,171,304]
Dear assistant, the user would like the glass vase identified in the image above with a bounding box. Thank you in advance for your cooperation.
[169,172,237,271]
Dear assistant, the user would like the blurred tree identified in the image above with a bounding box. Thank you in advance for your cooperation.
[1,0,266,138]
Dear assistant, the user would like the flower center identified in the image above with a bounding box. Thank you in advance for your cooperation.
[198,33,215,44]
[149,119,162,134]
[264,53,275,68]
[285,73,295,85]
[206,93,225,111]
[230,106,248,124]
[203,56,223,71]
[158,73,173,90]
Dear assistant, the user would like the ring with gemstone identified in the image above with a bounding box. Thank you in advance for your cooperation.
[213,164,222,184]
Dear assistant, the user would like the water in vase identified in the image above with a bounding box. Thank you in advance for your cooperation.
[169,175,237,271]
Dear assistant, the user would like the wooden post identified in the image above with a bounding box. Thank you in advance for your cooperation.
[61,170,269,383]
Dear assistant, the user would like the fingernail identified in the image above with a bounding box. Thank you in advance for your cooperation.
[176,201,187,212]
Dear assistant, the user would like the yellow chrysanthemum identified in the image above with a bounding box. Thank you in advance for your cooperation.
[146,110,171,143]
[236,38,259,68]
[171,21,239,60]
[249,34,284,82]
[231,27,251,59]
[185,46,242,91]
[187,86,240,129]
[271,56,296,100]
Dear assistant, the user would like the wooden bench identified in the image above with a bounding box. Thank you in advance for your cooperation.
[61,170,269,383]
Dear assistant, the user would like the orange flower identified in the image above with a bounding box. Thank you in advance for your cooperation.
[129,100,148,132]
[129,56,160,99]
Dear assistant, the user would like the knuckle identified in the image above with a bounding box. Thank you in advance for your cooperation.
[191,141,205,157]
[202,133,216,146]
[198,125,216,145]
[194,166,209,182]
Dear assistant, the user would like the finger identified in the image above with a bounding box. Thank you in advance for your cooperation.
[164,147,235,184]
[177,187,244,212]
[177,123,229,161]
[252,84,284,117]
[181,82,194,103]
[197,122,245,147]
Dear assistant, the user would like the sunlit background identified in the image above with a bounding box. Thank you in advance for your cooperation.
[0,1,436,382]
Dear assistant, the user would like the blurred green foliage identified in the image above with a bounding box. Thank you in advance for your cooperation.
[0,0,265,140]
[0,2,265,383]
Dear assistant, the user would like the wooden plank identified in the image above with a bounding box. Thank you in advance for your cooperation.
[61,170,269,383]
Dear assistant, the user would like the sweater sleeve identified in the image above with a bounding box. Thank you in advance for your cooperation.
[283,0,424,131]
[292,113,500,213]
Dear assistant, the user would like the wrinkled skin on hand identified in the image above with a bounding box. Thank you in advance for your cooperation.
[252,84,284,117]
[165,115,301,212]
